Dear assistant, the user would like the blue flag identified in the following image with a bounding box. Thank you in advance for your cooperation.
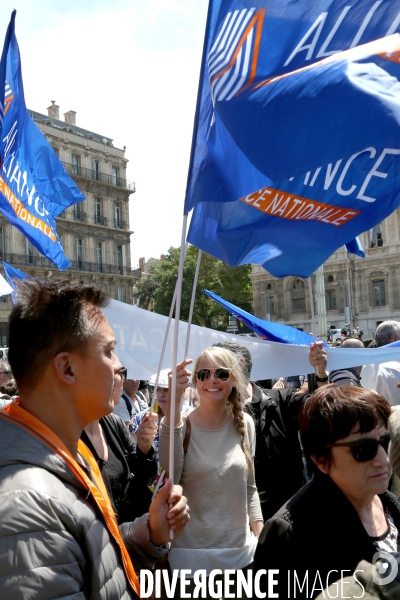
[185,1,400,277]
[2,260,27,304]
[204,289,327,345]
[0,12,85,271]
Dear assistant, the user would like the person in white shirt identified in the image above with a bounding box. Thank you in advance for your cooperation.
[361,320,400,405]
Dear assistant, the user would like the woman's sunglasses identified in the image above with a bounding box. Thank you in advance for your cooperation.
[196,368,231,381]
[325,431,391,463]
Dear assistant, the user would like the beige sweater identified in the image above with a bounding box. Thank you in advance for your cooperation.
[159,412,262,551]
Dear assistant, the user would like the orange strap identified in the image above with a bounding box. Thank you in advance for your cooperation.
[1,402,140,597]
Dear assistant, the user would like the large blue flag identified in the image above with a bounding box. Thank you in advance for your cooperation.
[185,1,400,276]
[204,289,327,345]
[0,12,85,271]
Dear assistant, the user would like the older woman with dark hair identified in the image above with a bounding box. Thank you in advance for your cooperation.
[253,384,400,599]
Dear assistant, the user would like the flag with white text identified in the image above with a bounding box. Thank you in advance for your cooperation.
[185,0,400,276]
[0,12,85,270]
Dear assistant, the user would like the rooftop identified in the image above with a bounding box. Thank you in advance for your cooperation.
[28,109,114,146]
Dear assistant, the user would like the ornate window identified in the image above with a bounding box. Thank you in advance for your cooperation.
[95,197,104,224]
[26,240,35,265]
[269,296,275,316]
[112,166,119,186]
[325,289,337,310]
[96,242,104,272]
[71,154,80,175]
[291,279,306,313]
[93,160,100,180]
[117,285,124,302]
[369,224,383,247]
[75,239,83,270]
[372,279,386,306]
[114,202,122,228]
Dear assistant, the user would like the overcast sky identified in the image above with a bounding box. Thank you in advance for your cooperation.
[0,0,209,268]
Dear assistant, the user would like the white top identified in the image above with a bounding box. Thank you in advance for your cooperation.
[158,412,262,574]
[361,361,400,405]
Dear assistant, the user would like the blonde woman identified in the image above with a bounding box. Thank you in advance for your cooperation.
[159,347,263,596]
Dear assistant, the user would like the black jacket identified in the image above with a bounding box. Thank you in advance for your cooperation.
[244,384,307,521]
[81,413,156,524]
[253,471,400,599]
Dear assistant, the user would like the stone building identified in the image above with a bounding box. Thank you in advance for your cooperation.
[0,103,139,345]
[250,212,400,339]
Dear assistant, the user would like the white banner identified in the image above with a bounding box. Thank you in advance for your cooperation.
[103,300,400,381]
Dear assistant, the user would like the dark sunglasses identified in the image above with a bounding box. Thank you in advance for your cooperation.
[196,368,231,381]
[119,367,127,381]
[325,432,391,463]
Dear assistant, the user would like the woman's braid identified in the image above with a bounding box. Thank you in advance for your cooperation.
[228,388,253,473]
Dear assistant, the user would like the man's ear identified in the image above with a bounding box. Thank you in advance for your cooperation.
[310,454,329,475]
[52,352,77,384]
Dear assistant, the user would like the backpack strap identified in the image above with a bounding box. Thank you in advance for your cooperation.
[183,415,191,455]
[121,391,133,419]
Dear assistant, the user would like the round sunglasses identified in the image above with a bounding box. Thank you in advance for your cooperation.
[325,431,390,463]
[196,368,231,381]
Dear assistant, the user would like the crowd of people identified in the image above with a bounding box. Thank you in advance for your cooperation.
[0,279,400,599]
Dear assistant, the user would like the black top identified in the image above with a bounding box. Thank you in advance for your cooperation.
[81,413,156,523]
[254,471,400,599]
[244,383,307,521]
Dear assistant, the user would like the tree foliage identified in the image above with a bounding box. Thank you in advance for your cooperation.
[135,246,253,329]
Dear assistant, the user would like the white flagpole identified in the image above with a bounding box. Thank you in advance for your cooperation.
[183,249,202,361]
[169,213,188,539]
[308,276,317,342]
[148,285,178,413]
[148,243,189,413]
[308,275,320,377]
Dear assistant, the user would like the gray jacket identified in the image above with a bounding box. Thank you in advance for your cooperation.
[0,413,168,599]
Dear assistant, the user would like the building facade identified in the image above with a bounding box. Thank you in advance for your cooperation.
[250,211,400,339]
[0,103,139,345]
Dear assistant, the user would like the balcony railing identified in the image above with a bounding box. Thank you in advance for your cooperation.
[63,161,136,191]
[0,252,140,277]
[114,219,129,229]
[70,260,138,276]
[57,211,129,230]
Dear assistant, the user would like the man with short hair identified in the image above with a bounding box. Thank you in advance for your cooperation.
[0,279,189,599]
[328,336,365,387]
[361,320,400,405]
[213,340,327,521]
[114,375,148,426]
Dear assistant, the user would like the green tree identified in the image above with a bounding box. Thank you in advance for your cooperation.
[133,274,158,311]
[137,246,253,329]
